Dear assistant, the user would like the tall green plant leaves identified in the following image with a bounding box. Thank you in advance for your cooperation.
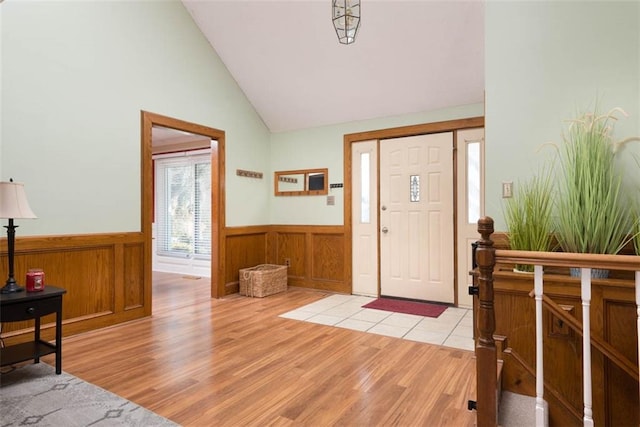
[634,216,640,255]
[504,170,554,270]
[555,109,634,254]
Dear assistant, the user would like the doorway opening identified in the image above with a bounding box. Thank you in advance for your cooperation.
[344,117,484,307]
[152,129,212,277]
[141,111,226,303]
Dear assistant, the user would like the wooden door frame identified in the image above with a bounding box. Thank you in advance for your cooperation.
[141,111,226,301]
[343,117,484,304]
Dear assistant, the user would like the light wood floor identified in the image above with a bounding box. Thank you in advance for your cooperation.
[45,272,477,426]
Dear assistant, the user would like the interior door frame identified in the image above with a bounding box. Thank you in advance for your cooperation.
[141,111,226,302]
[343,117,484,305]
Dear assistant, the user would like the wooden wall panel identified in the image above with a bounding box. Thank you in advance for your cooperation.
[0,232,148,344]
[602,300,638,426]
[493,271,639,426]
[223,228,269,295]
[270,225,348,294]
[310,234,344,282]
[3,247,115,320]
[275,233,305,278]
[223,225,348,295]
[123,243,144,310]
[1,225,346,342]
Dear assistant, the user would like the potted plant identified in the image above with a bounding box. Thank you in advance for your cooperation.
[504,170,554,272]
[554,107,636,277]
[634,215,640,255]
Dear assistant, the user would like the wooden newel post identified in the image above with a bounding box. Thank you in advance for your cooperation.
[476,216,497,426]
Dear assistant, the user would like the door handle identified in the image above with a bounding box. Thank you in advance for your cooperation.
[381,227,388,234]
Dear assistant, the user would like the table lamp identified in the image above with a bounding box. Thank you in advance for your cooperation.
[0,179,37,293]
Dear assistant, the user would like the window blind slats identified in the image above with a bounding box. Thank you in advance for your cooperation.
[155,154,211,259]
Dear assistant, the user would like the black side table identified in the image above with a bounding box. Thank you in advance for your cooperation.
[0,286,66,374]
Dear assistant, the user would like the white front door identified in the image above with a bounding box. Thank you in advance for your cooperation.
[379,133,454,302]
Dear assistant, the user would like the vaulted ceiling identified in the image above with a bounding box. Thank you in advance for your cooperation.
[181,0,485,133]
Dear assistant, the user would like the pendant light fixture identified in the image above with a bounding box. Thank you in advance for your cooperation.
[332,0,360,45]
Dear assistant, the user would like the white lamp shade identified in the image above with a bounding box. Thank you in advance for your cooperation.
[0,181,37,219]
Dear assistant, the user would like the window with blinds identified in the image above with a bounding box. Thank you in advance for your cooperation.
[155,152,211,259]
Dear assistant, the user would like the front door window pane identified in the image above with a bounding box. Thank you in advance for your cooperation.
[360,152,370,223]
[410,175,420,202]
[467,142,481,223]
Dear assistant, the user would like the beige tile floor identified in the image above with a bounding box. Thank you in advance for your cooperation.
[280,294,475,351]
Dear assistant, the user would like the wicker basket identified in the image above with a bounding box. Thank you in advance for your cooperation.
[239,264,288,297]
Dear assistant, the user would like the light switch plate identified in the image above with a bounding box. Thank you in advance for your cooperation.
[502,181,513,198]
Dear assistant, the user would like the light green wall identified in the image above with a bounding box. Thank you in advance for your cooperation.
[269,103,484,225]
[485,1,640,231]
[1,0,270,235]
[6,1,637,235]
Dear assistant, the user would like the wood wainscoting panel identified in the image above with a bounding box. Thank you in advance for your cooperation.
[224,225,347,295]
[495,274,586,425]
[269,225,347,294]
[599,296,639,426]
[275,232,305,278]
[123,243,145,310]
[493,270,639,426]
[223,226,270,295]
[0,232,148,344]
[8,246,115,320]
[310,234,344,283]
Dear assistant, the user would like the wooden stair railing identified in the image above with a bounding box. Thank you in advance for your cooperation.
[500,344,583,423]
[472,216,640,427]
[474,217,498,426]
[528,289,639,381]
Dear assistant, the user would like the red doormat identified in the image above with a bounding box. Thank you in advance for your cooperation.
[362,298,448,318]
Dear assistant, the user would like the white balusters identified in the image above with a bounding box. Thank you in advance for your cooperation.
[581,268,594,427]
[534,264,546,427]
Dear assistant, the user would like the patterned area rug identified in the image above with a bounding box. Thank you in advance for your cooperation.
[362,298,448,318]
[0,363,178,427]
